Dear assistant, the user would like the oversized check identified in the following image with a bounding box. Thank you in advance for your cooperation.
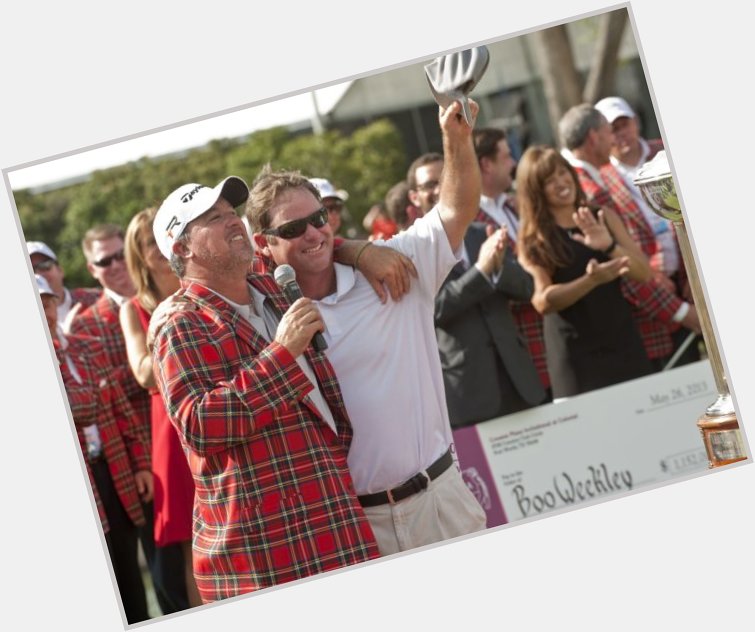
[453,360,717,526]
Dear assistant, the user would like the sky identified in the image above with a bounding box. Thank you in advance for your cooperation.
[6,83,350,191]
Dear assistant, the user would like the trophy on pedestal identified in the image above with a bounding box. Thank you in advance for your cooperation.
[634,152,747,467]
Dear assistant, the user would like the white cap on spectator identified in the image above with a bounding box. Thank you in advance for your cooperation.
[309,177,347,201]
[35,274,56,297]
[595,96,636,123]
[27,240,58,261]
[153,176,249,259]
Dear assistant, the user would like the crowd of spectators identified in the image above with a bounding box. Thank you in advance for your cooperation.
[27,92,702,622]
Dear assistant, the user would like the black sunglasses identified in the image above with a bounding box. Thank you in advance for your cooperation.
[92,250,125,268]
[32,259,57,272]
[263,208,328,240]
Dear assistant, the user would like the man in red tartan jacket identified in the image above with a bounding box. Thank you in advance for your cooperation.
[595,96,702,366]
[558,104,701,369]
[69,225,149,440]
[69,224,189,614]
[151,177,380,603]
[36,274,153,624]
[27,240,101,332]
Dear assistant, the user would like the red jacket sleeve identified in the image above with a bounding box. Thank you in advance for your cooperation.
[153,310,315,457]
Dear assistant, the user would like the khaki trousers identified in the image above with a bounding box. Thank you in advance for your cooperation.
[362,465,487,556]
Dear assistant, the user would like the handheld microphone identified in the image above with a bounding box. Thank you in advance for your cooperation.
[273,264,328,352]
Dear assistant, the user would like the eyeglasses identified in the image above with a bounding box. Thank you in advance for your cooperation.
[91,250,125,268]
[415,180,440,193]
[32,259,57,272]
[263,208,328,240]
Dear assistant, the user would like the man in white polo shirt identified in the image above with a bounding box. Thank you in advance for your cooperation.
[247,98,487,555]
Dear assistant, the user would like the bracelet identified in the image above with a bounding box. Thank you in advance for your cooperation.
[354,242,372,269]
[600,237,618,255]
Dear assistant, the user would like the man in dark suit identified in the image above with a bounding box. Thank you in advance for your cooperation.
[435,221,547,427]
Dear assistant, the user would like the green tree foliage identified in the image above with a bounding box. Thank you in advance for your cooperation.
[276,120,407,234]
[345,119,407,228]
[226,127,290,183]
[15,118,406,287]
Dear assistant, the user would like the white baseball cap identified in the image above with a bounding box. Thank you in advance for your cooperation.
[309,177,347,202]
[595,96,636,123]
[26,240,58,262]
[35,274,56,297]
[153,176,249,259]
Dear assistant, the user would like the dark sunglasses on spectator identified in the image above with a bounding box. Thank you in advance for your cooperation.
[33,259,57,272]
[92,250,125,268]
[263,208,328,239]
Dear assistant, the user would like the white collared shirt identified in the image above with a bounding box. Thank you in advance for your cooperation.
[479,193,520,236]
[315,208,460,495]
[57,287,74,324]
[104,288,127,307]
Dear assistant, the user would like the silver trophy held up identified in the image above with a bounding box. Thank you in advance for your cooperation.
[424,45,490,125]
[634,152,746,467]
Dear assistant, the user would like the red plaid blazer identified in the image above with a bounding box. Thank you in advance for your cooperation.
[153,276,379,603]
[69,286,102,310]
[70,293,151,444]
[600,158,691,300]
[56,334,149,533]
[475,205,551,390]
[572,165,683,360]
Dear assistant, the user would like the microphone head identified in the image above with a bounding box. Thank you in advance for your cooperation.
[274,264,296,287]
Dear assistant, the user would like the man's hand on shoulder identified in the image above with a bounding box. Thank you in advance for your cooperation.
[147,292,192,353]
[356,243,418,303]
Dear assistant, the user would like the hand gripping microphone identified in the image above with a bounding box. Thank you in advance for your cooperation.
[273,264,328,352]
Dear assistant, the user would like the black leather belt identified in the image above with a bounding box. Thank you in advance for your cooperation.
[357,448,453,507]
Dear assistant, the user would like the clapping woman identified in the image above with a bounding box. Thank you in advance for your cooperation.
[516,146,653,399]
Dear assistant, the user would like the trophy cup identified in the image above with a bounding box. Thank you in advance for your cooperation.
[634,152,747,468]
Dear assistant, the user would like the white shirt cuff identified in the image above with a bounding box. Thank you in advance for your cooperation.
[672,301,690,323]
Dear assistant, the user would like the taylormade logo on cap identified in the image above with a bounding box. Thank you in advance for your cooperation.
[181,185,206,203]
[153,176,249,259]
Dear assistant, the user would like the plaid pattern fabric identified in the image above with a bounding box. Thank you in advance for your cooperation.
[475,206,551,389]
[573,165,683,360]
[603,158,692,298]
[56,334,149,533]
[70,286,102,310]
[70,293,152,445]
[152,276,379,603]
